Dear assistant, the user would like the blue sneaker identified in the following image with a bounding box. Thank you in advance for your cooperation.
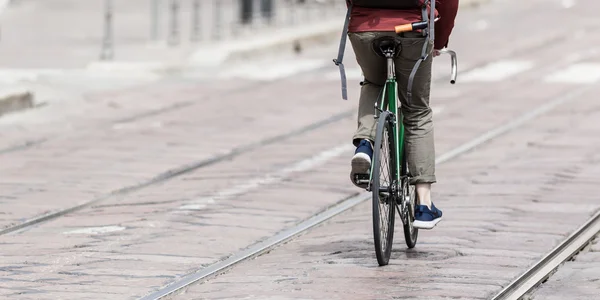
[350,139,373,188]
[413,203,443,229]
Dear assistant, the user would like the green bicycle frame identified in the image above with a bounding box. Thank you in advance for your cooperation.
[369,56,405,185]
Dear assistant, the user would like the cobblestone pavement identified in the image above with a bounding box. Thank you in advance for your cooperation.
[173,88,600,298]
[1,0,600,299]
[168,38,600,297]
[529,236,600,300]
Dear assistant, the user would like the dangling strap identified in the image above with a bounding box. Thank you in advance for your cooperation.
[407,4,432,106]
[333,2,353,100]
[407,39,430,106]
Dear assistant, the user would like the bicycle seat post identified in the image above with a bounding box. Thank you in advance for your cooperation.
[384,50,395,81]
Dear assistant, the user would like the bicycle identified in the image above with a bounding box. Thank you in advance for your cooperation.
[353,13,459,266]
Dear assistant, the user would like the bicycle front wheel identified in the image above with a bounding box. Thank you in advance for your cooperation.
[371,111,397,266]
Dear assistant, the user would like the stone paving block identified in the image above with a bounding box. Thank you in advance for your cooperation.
[530,251,600,300]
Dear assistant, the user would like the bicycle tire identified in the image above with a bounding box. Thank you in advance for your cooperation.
[401,168,419,248]
[371,111,397,266]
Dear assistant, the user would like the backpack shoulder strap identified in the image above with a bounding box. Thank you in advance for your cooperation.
[332,2,353,101]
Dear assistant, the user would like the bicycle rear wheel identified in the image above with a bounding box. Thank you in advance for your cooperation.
[401,171,419,248]
[371,111,397,266]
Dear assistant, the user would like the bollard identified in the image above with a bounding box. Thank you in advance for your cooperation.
[191,0,201,42]
[232,0,242,37]
[240,0,253,25]
[100,0,114,60]
[212,0,222,40]
[304,0,311,22]
[150,0,160,40]
[289,0,296,26]
[168,0,180,46]
[260,0,273,25]
[249,0,257,29]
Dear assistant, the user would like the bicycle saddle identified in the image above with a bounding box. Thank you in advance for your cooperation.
[372,37,401,58]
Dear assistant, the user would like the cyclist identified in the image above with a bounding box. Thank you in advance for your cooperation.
[347,0,459,229]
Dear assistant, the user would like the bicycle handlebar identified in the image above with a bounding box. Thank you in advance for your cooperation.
[394,20,458,85]
[438,49,458,84]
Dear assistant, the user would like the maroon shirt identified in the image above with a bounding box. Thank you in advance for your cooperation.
[347,1,459,50]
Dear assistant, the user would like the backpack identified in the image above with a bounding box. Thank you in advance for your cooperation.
[333,0,428,100]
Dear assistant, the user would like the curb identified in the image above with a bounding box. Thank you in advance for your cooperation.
[188,20,341,69]
[0,89,35,117]
[187,0,492,68]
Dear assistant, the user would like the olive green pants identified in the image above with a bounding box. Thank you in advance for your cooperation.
[349,31,436,184]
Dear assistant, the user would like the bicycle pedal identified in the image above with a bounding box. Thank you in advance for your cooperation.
[353,174,371,190]
[354,174,370,183]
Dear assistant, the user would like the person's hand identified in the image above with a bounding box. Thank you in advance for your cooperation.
[433,49,442,57]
